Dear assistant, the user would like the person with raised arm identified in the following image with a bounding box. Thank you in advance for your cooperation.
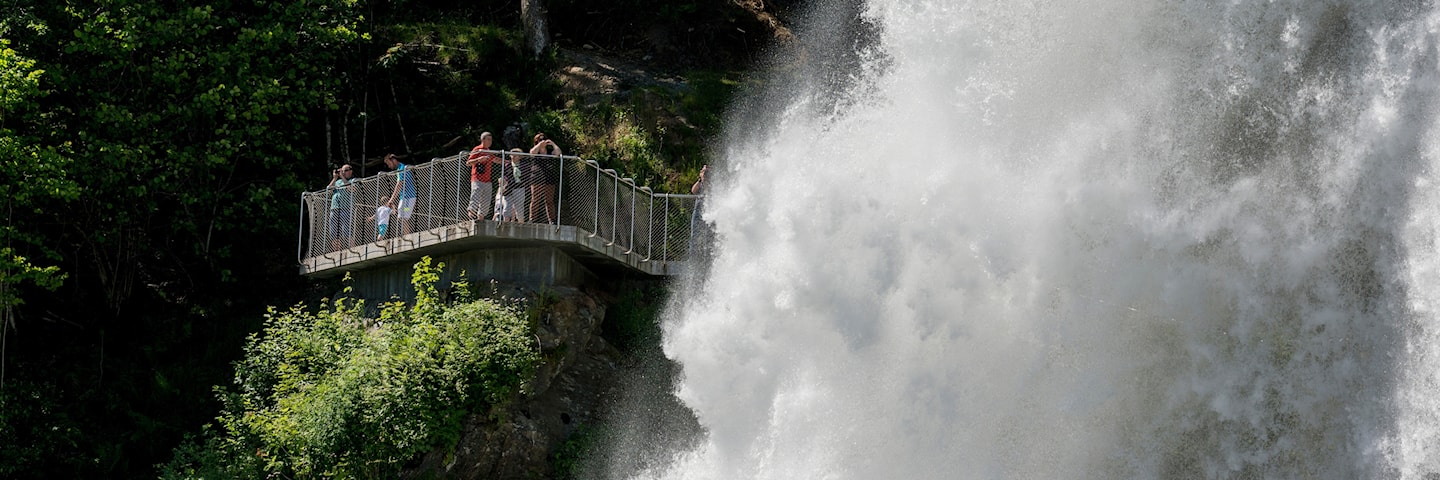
[528,133,562,224]
[327,163,357,251]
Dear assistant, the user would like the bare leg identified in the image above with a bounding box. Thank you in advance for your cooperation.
[529,185,542,223]
[541,184,557,224]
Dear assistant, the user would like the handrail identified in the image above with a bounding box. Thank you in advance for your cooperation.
[298,150,704,270]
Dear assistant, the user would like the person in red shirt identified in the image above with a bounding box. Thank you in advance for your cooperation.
[466,132,499,220]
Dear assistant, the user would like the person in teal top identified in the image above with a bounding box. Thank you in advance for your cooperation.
[327,164,356,251]
[384,153,418,236]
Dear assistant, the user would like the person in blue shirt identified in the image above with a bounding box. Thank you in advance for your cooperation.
[383,153,418,236]
[327,164,357,251]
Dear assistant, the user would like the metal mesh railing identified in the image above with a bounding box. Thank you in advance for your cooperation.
[299,150,703,267]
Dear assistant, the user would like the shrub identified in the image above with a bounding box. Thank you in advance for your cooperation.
[162,258,539,478]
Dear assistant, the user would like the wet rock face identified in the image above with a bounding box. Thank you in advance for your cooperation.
[405,286,620,479]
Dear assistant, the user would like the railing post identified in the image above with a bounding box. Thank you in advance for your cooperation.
[609,171,618,246]
[376,172,385,243]
[625,179,636,254]
[298,193,306,264]
[646,191,654,261]
[663,195,670,261]
[555,155,566,230]
[689,195,696,260]
[590,161,601,237]
[427,160,435,232]
[639,187,652,261]
[458,150,467,223]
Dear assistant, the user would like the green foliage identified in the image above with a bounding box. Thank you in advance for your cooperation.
[162,258,540,478]
[411,256,444,317]
[0,380,85,477]
[551,423,602,480]
[0,248,65,311]
[0,0,367,315]
[0,39,75,309]
[535,70,745,192]
[0,3,368,471]
[367,18,547,159]
[604,284,665,355]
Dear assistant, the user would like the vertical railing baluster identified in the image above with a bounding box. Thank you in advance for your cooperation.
[426,160,434,233]
[616,172,622,245]
[556,155,566,230]
[663,195,670,261]
[458,151,466,224]
[298,193,306,263]
[592,162,601,236]
[627,180,636,254]
[640,187,653,261]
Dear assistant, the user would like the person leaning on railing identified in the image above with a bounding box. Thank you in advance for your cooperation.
[383,153,418,236]
[529,133,562,224]
[466,132,499,220]
[327,164,357,251]
[689,164,712,257]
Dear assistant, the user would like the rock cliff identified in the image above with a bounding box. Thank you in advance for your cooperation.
[404,285,620,479]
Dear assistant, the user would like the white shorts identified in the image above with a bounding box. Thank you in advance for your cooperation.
[498,188,526,220]
[396,197,416,219]
[468,181,493,215]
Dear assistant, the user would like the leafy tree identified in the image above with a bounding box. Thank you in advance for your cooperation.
[28,0,365,312]
[162,259,541,478]
[0,0,368,475]
[0,39,74,317]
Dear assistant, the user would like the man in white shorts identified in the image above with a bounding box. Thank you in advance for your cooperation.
[465,132,497,220]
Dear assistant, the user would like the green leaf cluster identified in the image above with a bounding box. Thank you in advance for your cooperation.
[0,380,85,477]
[0,0,366,315]
[161,258,540,478]
[0,39,75,306]
[533,70,746,193]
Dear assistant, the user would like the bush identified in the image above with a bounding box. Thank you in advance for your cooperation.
[162,258,539,478]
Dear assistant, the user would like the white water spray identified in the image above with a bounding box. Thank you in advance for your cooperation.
[629,1,1440,478]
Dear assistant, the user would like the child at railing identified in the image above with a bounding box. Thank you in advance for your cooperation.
[368,204,393,242]
[495,149,527,222]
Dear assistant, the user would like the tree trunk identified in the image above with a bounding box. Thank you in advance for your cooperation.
[520,0,550,57]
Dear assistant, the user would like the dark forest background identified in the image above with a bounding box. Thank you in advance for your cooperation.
[0,0,800,476]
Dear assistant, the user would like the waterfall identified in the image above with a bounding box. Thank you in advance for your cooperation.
[609,1,1440,478]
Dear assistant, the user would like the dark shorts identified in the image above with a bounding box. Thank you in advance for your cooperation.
[532,157,560,185]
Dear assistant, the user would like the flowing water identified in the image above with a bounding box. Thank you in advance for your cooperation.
[607,1,1440,478]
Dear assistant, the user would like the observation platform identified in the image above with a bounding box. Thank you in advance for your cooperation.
[298,150,701,298]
